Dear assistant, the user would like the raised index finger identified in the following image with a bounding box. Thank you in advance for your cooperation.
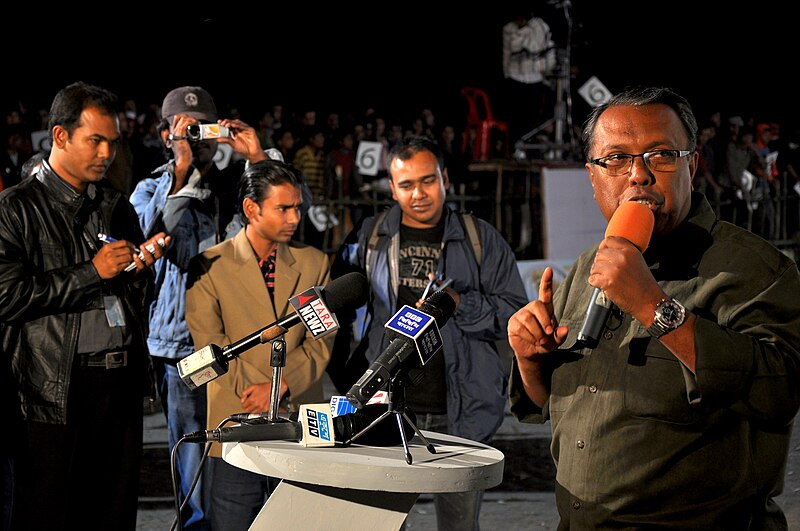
[538,266,554,304]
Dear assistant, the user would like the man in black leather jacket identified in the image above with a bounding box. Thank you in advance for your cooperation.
[0,82,170,531]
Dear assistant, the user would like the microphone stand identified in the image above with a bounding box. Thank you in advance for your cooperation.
[343,372,436,465]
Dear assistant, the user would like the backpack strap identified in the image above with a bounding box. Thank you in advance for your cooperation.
[365,209,389,280]
[460,212,482,267]
[367,209,483,277]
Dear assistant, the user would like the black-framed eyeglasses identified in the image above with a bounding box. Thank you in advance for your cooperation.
[590,149,693,177]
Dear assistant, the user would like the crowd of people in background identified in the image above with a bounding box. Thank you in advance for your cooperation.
[692,111,800,244]
[2,91,799,254]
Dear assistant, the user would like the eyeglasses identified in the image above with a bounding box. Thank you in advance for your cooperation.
[590,149,693,177]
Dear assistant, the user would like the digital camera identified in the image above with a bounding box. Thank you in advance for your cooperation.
[186,123,231,141]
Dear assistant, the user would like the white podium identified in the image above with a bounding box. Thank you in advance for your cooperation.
[223,430,505,531]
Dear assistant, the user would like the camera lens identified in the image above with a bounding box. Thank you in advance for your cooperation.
[186,125,201,141]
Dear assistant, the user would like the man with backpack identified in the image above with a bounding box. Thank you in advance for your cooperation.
[328,136,528,531]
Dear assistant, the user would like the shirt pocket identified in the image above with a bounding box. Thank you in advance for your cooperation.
[548,318,585,413]
[623,339,700,425]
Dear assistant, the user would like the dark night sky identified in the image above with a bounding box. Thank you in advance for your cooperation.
[8,4,798,133]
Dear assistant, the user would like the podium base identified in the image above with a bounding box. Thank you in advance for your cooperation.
[250,480,418,531]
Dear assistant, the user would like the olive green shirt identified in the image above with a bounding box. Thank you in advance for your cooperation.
[510,193,800,529]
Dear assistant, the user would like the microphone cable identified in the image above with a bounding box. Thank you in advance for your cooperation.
[169,417,235,531]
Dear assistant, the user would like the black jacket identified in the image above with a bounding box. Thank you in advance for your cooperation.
[0,163,153,424]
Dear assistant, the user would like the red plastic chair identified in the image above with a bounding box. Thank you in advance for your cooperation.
[461,86,510,160]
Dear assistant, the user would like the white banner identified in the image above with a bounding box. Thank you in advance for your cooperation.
[542,167,605,261]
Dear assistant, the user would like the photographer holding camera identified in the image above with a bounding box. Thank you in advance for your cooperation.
[130,86,269,530]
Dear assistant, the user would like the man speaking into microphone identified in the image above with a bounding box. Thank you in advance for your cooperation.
[185,160,336,531]
[507,87,800,529]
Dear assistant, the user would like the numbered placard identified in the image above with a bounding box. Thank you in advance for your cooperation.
[578,76,613,108]
[30,130,51,153]
[213,142,233,170]
[355,141,383,177]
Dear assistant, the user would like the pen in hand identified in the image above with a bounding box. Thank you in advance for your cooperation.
[433,278,453,293]
[421,274,437,300]
[97,233,159,272]
[421,274,452,300]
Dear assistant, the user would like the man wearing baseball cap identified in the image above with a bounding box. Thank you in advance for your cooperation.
[130,86,270,530]
[161,85,218,122]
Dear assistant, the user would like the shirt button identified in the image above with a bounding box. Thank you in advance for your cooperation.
[588,385,598,393]
[572,500,581,510]
[577,440,585,449]
[603,329,613,340]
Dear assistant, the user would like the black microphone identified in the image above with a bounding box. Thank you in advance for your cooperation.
[178,272,368,389]
[183,404,412,447]
[184,418,302,444]
[346,290,456,409]
[576,202,654,348]
[576,288,614,350]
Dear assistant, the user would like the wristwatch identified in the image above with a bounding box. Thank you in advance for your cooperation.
[646,297,686,339]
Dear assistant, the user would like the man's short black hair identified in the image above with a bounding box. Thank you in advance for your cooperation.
[238,160,305,225]
[47,82,118,143]
[387,135,445,178]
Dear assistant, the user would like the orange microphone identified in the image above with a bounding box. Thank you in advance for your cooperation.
[577,202,655,348]
[604,200,654,252]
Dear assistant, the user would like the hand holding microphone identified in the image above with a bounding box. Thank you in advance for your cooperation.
[577,201,654,348]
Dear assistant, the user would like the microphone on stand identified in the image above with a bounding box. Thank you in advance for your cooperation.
[177,272,368,389]
[576,201,654,348]
[346,290,456,409]
[183,403,412,447]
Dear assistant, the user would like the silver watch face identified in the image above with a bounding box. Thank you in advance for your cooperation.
[657,299,685,327]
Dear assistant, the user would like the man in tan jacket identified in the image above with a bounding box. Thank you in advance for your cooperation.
[186,160,332,531]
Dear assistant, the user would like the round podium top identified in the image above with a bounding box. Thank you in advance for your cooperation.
[223,430,504,493]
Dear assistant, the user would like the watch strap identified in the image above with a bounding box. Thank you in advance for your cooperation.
[647,317,670,338]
